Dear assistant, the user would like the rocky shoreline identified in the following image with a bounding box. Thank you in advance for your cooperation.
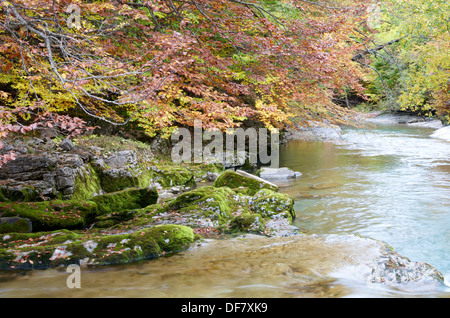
[0,133,446,290]
[282,111,449,143]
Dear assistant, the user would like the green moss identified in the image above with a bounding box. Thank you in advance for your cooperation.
[96,169,142,193]
[213,170,278,195]
[250,189,295,221]
[0,219,32,234]
[0,224,195,269]
[148,224,195,252]
[168,186,236,221]
[190,162,224,180]
[94,210,137,228]
[0,189,7,202]
[0,200,98,232]
[72,164,102,201]
[91,187,158,215]
[149,165,196,188]
[228,213,265,234]
[96,163,198,193]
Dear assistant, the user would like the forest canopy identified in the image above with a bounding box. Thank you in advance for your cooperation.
[0,1,370,136]
[0,0,448,166]
[363,0,449,119]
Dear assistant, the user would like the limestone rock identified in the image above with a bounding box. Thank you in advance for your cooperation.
[60,138,75,151]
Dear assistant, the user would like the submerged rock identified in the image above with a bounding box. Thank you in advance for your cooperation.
[327,234,445,289]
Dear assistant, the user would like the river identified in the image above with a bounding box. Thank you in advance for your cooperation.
[280,121,450,281]
[1,119,449,298]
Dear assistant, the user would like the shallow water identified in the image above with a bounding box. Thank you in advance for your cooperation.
[1,234,448,298]
[280,123,450,286]
[1,121,449,298]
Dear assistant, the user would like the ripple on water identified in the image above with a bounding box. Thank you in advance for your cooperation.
[0,234,447,298]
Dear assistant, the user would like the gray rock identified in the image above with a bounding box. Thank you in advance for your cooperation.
[56,166,73,177]
[56,175,75,189]
[264,214,302,237]
[104,150,137,168]
[40,127,59,139]
[284,121,343,142]
[206,172,220,182]
[368,249,445,287]
[60,138,75,151]
[259,167,302,180]
[43,173,57,186]
[27,137,45,146]
[407,119,443,129]
[62,187,74,195]
[0,155,57,181]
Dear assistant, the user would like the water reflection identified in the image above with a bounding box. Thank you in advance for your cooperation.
[1,234,447,298]
[1,123,449,298]
[280,123,450,279]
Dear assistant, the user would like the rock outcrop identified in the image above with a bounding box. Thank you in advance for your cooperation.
[0,137,302,269]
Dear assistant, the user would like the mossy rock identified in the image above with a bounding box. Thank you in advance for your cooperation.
[93,210,137,228]
[0,200,98,232]
[0,225,195,269]
[150,165,196,188]
[213,170,278,195]
[72,164,102,201]
[0,217,32,233]
[228,213,266,234]
[91,187,158,214]
[167,186,236,221]
[0,186,43,203]
[95,167,150,193]
[95,164,196,193]
[250,189,295,221]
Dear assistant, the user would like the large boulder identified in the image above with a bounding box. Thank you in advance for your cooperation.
[126,185,298,237]
[213,170,278,195]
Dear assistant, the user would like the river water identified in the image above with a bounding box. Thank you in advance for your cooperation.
[280,122,450,281]
[1,120,449,298]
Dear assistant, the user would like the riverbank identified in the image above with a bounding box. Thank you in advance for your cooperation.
[0,129,447,292]
[0,134,300,269]
[282,111,449,143]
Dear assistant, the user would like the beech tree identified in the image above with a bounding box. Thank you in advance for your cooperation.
[362,0,449,119]
[0,0,372,165]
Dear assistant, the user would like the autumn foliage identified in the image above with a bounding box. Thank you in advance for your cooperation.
[0,0,373,165]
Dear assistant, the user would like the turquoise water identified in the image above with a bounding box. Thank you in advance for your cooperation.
[280,123,450,283]
[1,122,449,298]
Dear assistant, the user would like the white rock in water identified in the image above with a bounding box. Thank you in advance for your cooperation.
[259,167,302,180]
[431,126,450,141]
[408,119,443,129]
